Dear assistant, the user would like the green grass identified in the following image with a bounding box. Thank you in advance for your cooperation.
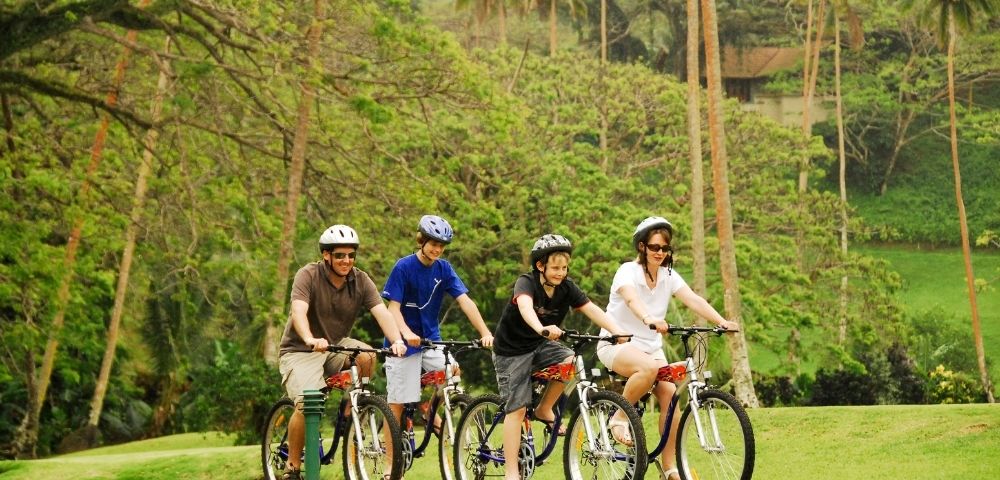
[3,404,999,479]
[857,245,1000,382]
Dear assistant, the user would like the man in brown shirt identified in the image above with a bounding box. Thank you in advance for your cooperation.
[276,224,406,480]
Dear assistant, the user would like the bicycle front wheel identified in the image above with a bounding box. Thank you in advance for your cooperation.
[453,394,506,480]
[438,393,473,480]
[262,398,295,480]
[563,390,647,480]
[343,395,403,480]
[676,389,754,480]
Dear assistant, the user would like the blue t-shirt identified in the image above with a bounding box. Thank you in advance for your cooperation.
[381,254,469,355]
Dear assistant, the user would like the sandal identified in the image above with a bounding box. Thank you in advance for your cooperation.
[533,414,567,436]
[608,418,634,447]
[662,467,680,480]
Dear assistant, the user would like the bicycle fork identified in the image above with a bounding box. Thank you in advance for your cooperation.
[683,365,726,453]
[567,356,613,453]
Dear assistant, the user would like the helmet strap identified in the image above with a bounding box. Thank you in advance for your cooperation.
[539,264,558,288]
[323,256,349,279]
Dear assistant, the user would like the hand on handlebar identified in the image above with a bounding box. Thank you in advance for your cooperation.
[719,320,740,332]
[479,334,494,349]
[647,319,669,334]
[389,341,408,357]
[402,331,421,347]
[307,337,330,352]
[540,326,564,340]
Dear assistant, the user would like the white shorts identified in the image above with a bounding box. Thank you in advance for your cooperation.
[596,341,667,372]
[384,349,455,404]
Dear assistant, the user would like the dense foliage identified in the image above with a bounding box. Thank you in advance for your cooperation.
[1,0,995,457]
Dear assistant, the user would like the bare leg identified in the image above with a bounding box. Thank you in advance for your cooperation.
[502,406,527,480]
[287,405,305,471]
[607,345,666,423]
[386,403,405,476]
[533,354,573,423]
[655,381,681,479]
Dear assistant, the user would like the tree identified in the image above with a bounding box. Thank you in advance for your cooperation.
[686,0,706,300]
[902,0,997,403]
[700,0,758,407]
[265,0,326,363]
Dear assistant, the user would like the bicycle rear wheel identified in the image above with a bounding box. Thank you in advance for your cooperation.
[676,389,754,480]
[438,393,473,480]
[453,394,506,480]
[343,395,403,480]
[262,398,295,480]
[563,390,647,480]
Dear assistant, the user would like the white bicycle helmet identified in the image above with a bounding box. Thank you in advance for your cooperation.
[530,234,573,266]
[319,225,359,252]
[632,216,673,251]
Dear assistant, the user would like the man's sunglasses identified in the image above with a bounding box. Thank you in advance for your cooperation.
[332,252,357,260]
[644,243,672,253]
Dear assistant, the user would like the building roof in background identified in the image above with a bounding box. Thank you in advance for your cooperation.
[719,46,804,79]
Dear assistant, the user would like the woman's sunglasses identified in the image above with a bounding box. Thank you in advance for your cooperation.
[644,243,672,253]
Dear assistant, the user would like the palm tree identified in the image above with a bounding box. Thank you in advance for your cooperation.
[699,0,759,408]
[902,0,998,403]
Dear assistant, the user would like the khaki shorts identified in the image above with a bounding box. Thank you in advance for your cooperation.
[279,337,371,402]
[595,341,667,372]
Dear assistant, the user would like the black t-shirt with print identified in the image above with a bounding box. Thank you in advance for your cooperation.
[493,271,590,356]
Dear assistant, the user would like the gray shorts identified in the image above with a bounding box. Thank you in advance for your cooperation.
[493,341,574,413]
[384,349,455,404]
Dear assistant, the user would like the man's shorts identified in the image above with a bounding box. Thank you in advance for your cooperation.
[384,349,455,404]
[492,340,573,414]
[595,340,667,371]
[278,337,371,403]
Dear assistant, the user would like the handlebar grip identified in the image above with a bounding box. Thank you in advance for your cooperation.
[540,329,549,338]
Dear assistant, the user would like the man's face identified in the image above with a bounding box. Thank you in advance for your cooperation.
[324,246,357,276]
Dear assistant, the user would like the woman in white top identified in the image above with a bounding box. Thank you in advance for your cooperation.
[597,216,738,480]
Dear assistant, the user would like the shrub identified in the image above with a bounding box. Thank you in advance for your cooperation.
[927,365,987,404]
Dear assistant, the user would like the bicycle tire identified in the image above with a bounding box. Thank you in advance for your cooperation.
[453,394,506,480]
[262,398,296,480]
[343,395,404,480]
[676,389,754,480]
[438,393,473,480]
[563,389,648,480]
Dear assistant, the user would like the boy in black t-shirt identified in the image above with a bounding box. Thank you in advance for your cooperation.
[492,234,629,480]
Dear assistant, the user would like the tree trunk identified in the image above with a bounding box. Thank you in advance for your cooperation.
[599,0,608,170]
[799,0,827,193]
[946,7,994,403]
[12,12,144,457]
[265,0,326,364]
[834,12,849,346]
[686,0,706,300]
[549,0,558,56]
[700,0,758,408]
[85,37,173,440]
[498,0,507,47]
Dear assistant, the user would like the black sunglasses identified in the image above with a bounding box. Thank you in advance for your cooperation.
[332,252,357,260]
[644,243,672,253]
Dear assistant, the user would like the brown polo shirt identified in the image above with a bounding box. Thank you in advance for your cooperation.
[278,261,383,356]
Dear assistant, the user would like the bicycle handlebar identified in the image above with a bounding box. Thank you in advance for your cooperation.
[420,338,483,348]
[539,329,632,344]
[648,324,731,335]
[325,344,396,356]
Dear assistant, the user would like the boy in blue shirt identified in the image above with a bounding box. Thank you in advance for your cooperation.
[381,215,494,444]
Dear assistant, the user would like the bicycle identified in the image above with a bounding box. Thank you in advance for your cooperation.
[262,344,404,480]
[616,325,754,480]
[398,339,484,480]
[454,330,648,480]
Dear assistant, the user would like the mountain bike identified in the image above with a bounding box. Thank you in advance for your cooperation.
[262,345,404,480]
[398,339,483,480]
[454,330,647,480]
[619,325,755,480]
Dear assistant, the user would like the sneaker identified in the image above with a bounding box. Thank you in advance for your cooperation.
[281,468,302,480]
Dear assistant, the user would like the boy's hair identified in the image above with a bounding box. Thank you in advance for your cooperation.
[536,250,571,269]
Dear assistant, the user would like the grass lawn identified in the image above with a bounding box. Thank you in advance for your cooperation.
[2,404,999,480]
[857,245,1000,382]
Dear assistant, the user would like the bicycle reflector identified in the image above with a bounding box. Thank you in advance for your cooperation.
[656,362,688,382]
[532,362,576,382]
[326,371,353,390]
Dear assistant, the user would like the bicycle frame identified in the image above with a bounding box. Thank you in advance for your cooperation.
[404,340,479,460]
[472,331,630,468]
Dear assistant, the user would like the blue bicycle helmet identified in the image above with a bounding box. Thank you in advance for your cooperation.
[418,215,454,244]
